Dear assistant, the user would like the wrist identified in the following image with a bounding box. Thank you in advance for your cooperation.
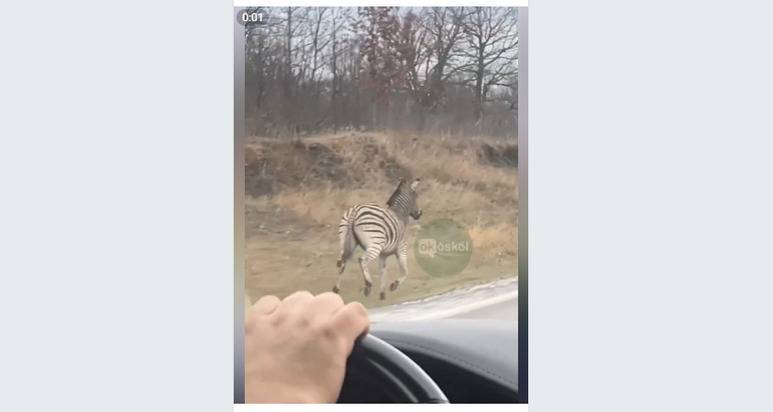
[246,381,327,404]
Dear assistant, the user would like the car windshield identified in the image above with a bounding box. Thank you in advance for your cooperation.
[243,6,520,325]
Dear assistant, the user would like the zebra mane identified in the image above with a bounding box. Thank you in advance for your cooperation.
[386,179,407,207]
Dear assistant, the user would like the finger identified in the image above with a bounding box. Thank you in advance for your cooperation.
[280,290,314,309]
[308,292,345,315]
[252,295,281,315]
[331,302,370,349]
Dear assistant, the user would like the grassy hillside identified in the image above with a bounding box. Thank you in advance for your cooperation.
[245,132,518,308]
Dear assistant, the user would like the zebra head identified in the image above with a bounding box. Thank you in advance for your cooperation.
[387,178,422,221]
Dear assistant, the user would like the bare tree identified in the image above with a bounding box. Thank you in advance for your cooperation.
[308,8,330,90]
[421,7,466,111]
[458,7,519,127]
[329,7,355,131]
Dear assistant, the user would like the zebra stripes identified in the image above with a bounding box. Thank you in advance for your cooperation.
[333,178,422,300]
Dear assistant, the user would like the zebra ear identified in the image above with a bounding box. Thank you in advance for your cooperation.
[410,178,421,191]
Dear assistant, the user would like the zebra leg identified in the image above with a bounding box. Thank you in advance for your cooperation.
[378,255,388,300]
[358,245,381,297]
[390,240,409,291]
[332,255,349,294]
[333,216,355,294]
[391,249,409,291]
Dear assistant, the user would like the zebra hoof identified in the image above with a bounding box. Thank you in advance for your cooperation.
[332,285,340,294]
[390,281,399,291]
[380,291,386,300]
[363,285,371,297]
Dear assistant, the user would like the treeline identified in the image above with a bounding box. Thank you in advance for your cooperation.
[244,7,519,138]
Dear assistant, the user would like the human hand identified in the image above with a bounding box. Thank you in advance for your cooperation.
[245,291,370,403]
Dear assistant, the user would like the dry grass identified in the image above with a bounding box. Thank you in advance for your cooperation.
[469,223,518,260]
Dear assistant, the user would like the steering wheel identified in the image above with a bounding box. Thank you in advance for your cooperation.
[339,334,449,403]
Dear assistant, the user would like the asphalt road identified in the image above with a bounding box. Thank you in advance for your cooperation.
[369,276,518,322]
[449,296,517,321]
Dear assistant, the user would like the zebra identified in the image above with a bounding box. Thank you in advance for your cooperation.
[332,178,422,300]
